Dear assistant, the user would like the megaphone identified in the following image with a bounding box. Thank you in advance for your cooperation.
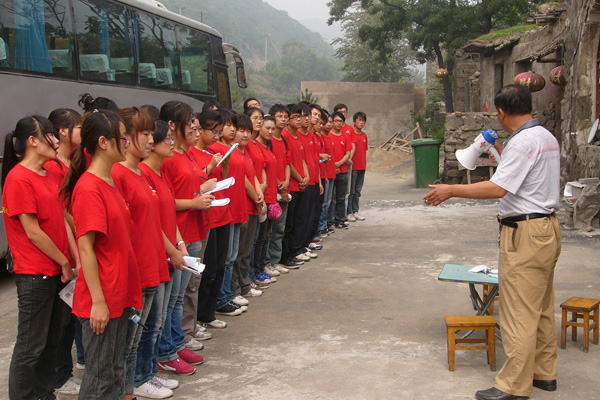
[456,129,501,170]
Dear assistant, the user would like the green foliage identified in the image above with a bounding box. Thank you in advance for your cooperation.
[405,103,446,141]
[297,88,319,104]
[475,25,539,41]
[333,11,416,82]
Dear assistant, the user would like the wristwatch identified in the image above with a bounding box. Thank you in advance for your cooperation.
[176,241,185,248]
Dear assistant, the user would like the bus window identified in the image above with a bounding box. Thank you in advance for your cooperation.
[73,0,135,84]
[177,26,213,95]
[0,0,75,77]
[135,10,177,89]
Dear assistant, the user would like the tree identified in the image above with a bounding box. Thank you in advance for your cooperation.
[333,11,416,82]
[328,0,544,112]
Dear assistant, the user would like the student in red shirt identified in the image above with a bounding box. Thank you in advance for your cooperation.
[231,114,268,301]
[281,104,310,266]
[330,111,352,229]
[60,110,141,400]
[112,107,171,400]
[318,111,336,235]
[3,115,76,400]
[158,101,214,375]
[44,109,82,184]
[348,111,369,222]
[138,120,190,396]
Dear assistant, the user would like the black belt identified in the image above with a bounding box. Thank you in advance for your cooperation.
[498,213,555,228]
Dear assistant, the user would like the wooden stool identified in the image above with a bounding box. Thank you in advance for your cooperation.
[560,297,600,352]
[445,316,496,371]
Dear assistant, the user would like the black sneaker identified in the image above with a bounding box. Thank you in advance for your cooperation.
[335,223,348,230]
[282,259,303,268]
[215,303,242,316]
[228,301,247,313]
[326,226,335,233]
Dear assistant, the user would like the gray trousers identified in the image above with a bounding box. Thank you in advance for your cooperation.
[183,236,208,343]
[231,215,258,297]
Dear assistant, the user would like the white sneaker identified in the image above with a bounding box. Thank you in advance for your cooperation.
[153,374,179,390]
[347,213,357,222]
[354,212,365,221]
[295,253,310,261]
[195,323,207,332]
[184,338,204,351]
[193,330,212,341]
[202,319,227,329]
[273,264,290,274]
[232,295,249,306]
[55,377,80,395]
[264,265,281,276]
[304,251,318,259]
[248,288,263,297]
[75,362,85,370]
[134,379,174,399]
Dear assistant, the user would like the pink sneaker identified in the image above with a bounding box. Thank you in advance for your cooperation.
[177,348,205,365]
[157,357,196,375]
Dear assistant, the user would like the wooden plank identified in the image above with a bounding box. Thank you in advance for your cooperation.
[417,122,423,139]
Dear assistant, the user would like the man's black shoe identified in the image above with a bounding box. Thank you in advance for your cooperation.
[475,387,528,400]
[533,379,557,391]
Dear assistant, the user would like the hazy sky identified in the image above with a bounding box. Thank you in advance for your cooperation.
[262,0,342,43]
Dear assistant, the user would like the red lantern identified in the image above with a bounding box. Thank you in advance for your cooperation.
[435,68,449,82]
[514,71,545,92]
[549,65,566,87]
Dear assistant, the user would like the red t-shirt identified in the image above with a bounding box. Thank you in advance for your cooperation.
[208,142,248,225]
[246,141,265,185]
[256,140,277,204]
[351,131,369,171]
[270,136,290,186]
[160,150,208,242]
[2,164,69,276]
[239,148,259,215]
[321,134,337,179]
[281,129,306,192]
[299,130,320,185]
[111,163,168,286]
[330,131,352,174]
[72,172,142,318]
[342,123,355,136]
[189,146,233,229]
[43,158,69,185]
[139,163,178,265]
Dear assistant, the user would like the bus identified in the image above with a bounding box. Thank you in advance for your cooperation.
[0,0,247,266]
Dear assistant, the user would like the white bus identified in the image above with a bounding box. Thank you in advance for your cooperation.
[0,0,247,266]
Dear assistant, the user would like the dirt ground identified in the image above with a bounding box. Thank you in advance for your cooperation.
[0,159,598,400]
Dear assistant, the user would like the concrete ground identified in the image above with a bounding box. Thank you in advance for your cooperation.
[0,159,599,400]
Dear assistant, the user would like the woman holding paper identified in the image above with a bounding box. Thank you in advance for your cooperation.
[60,110,141,400]
[157,101,215,375]
[190,109,240,327]
[3,115,77,400]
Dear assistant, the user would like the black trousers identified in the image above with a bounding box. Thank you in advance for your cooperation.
[197,223,230,323]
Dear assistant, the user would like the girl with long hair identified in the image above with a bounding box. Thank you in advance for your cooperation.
[3,115,76,400]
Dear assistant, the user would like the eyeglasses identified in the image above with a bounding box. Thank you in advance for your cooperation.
[165,135,175,143]
[290,115,302,120]
[208,129,223,137]
[251,116,264,121]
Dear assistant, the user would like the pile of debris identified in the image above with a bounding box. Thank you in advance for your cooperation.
[379,123,423,153]
[563,178,600,231]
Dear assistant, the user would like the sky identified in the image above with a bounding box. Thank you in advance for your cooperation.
[262,0,343,43]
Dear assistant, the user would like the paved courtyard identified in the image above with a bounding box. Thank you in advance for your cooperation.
[0,161,598,399]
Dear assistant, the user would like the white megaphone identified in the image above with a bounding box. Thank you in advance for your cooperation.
[455,129,501,170]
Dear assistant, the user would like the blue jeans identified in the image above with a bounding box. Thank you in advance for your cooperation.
[79,312,129,400]
[319,178,335,232]
[157,268,182,363]
[135,280,172,387]
[347,169,365,214]
[217,223,240,309]
[124,286,156,395]
[9,274,69,400]
[266,201,288,265]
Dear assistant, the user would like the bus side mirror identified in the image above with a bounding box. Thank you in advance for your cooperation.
[222,43,248,89]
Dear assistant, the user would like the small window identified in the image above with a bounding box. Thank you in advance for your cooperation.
[494,64,504,96]
[515,59,532,74]
[178,26,213,94]
[73,0,135,83]
[0,0,75,77]
[136,11,177,89]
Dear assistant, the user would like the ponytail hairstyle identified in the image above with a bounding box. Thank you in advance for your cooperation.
[48,108,82,140]
[118,107,156,151]
[78,93,120,113]
[159,101,194,140]
[196,109,222,130]
[152,120,169,145]
[2,116,56,188]
[60,110,123,206]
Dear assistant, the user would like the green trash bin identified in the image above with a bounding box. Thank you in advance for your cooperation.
[411,138,443,188]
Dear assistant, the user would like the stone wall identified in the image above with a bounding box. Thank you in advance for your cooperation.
[442,106,557,184]
[301,81,425,145]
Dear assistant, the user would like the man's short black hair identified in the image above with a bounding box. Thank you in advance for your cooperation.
[202,99,220,111]
[269,104,289,117]
[333,103,347,112]
[332,111,345,122]
[243,97,260,111]
[287,103,303,116]
[494,84,532,115]
[353,111,367,122]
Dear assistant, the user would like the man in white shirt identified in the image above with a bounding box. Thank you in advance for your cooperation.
[424,84,561,400]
